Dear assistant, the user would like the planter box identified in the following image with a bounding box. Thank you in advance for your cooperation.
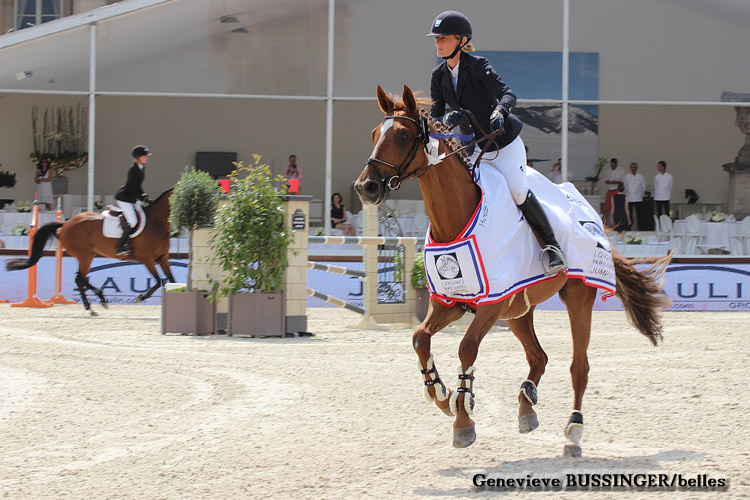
[228,291,285,337]
[161,289,216,335]
[415,288,430,322]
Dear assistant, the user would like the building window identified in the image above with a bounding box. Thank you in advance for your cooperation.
[14,0,62,30]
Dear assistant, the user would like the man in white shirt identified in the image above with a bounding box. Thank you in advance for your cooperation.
[653,160,674,217]
[624,162,646,230]
[603,158,625,225]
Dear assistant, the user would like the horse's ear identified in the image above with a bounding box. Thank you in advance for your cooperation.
[377,85,393,114]
[402,85,417,113]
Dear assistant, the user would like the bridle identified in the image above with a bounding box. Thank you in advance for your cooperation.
[365,114,430,191]
[365,112,502,193]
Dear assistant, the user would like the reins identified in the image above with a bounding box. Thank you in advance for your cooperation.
[365,112,502,192]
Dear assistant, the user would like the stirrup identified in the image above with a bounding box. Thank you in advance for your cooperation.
[539,245,567,276]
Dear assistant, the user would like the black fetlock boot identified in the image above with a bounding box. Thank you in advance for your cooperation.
[116,217,133,256]
[518,191,567,276]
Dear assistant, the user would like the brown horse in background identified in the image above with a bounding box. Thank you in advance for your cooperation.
[6,189,175,315]
[355,85,671,456]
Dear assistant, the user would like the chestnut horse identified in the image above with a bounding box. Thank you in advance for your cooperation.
[6,189,175,314]
[355,85,671,456]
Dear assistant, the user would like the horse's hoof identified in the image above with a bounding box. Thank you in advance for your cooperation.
[563,444,582,457]
[89,310,98,317]
[518,413,539,434]
[453,425,476,448]
[100,301,109,309]
[135,296,144,303]
[440,406,454,417]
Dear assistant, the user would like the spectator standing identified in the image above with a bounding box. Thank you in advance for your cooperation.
[284,154,303,194]
[623,162,646,230]
[603,158,625,224]
[610,182,631,239]
[653,160,673,217]
[35,157,54,211]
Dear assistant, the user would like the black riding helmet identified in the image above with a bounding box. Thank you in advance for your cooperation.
[131,145,151,158]
[426,11,472,60]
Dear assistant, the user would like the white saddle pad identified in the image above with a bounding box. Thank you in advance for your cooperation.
[424,165,616,307]
[101,204,147,239]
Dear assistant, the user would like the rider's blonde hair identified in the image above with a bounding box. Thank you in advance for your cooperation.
[454,34,475,52]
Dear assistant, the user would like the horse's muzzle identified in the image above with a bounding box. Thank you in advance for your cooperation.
[354,178,385,205]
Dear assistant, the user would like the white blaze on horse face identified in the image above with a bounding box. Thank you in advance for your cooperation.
[370,119,395,160]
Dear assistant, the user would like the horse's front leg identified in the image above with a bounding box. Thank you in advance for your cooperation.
[413,300,465,417]
[451,304,503,448]
[136,263,162,303]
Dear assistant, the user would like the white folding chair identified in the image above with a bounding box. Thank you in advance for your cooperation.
[653,214,663,241]
[685,214,707,250]
[659,214,673,241]
[666,236,683,255]
[729,215,750,255]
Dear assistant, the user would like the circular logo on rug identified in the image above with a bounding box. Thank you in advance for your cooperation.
[436,254,461,280]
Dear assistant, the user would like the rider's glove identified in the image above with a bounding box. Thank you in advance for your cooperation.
[443,110,467,128]
[490,108,505,132]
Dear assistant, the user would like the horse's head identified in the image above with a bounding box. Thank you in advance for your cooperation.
[355,85,430,206]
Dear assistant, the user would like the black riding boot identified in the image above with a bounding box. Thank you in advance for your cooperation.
[518,191,567,276]
[116,218,133,256]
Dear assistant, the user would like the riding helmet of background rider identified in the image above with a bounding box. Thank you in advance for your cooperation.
[425,11,567,276]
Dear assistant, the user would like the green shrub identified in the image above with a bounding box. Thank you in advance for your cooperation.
[411,252,427,290]
[169,167,221,291]
[210,156,291,296]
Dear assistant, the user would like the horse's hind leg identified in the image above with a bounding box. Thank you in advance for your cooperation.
[75,271,94,315]
[413,301,466,417]
[157,254,176,283]
[506,306,548,434]
[560,279,597,457]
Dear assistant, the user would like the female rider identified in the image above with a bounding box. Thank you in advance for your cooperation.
[114,145,152,255]
[427,10,566,276]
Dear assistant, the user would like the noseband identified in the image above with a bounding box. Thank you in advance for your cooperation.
[365,114,429,191]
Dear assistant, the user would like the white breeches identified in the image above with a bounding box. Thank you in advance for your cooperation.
[116,200,138,226]
[470,136,529,205]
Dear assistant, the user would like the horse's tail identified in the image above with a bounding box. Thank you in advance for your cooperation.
[5,222,63,271]
[613,249,673,346]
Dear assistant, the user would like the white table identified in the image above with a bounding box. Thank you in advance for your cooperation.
[611,241,672,258]
[673,220,740,252]
[0,211,59,235]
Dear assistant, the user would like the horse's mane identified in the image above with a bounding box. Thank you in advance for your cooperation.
[388,91,471,170]
[154,188,174,202]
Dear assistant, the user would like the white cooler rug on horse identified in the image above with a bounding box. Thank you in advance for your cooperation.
[424,165,616,307]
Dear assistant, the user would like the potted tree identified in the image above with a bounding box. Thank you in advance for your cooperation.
[412,252,431,321]
[210,156,292,337]
[162,167,221,335]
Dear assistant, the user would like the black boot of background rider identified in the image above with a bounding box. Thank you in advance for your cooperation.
[116,216,133,256]
[518,191,567,276]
